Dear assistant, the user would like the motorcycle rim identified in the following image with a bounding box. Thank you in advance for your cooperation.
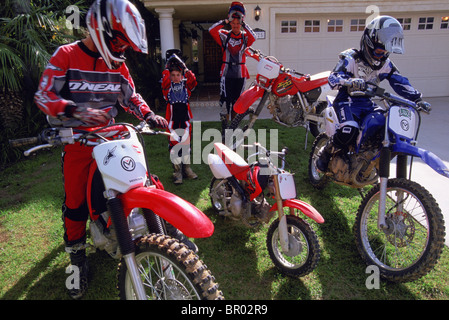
[117,234,224,300]
[267,214,320,277]
[354,178,445,282]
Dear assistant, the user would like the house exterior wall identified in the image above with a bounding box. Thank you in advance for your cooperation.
[144,0,449,97]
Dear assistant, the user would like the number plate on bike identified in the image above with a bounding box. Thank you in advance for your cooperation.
[277,172,296,200]
[388,106,417,140]
[257,58,280,79]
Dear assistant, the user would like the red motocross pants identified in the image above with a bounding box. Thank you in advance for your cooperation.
[61,143,95,246]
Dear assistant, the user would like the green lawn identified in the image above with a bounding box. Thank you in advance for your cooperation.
[1,116,448,300]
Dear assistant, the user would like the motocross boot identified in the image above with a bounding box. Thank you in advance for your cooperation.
[316,139,335,173]
[166,223,198,253]
[183,164,198,180]
[182,155,198,180]
[173,164,183,185]
[67,245,89,300]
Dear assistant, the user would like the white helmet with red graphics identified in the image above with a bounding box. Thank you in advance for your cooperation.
[86,0,148,70]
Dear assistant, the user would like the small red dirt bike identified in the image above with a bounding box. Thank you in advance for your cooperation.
[208,141,324,277]
[228,47,336,148]
[10,122,223,300]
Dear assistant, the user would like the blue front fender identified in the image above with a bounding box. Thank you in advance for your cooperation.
[392,143,449,178]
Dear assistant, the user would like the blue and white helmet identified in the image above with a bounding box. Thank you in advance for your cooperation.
[360,16,404,69]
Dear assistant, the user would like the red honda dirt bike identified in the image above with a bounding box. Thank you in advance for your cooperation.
[9,122,223,300]
[208,142,324,277]
[228,47,336,149]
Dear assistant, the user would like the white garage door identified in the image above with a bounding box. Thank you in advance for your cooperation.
[274,12,449,97]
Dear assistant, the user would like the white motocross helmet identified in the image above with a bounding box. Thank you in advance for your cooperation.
[86,0,148,69]
[360,16,404,69]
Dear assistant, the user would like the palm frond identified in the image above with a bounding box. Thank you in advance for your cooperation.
[0,42,25,92]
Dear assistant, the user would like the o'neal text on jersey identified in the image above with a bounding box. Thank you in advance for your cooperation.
[69,82,122,92]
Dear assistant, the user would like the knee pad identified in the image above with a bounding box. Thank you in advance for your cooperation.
[333,125,359,148]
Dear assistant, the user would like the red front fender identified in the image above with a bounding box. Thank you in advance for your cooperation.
[118,187,214,238]
[270,199,325,224]
[233,85,265,114]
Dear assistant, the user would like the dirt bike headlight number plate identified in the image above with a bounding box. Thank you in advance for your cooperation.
[277,172,296,200]
[388,106,417,140]
[257,58,280,80]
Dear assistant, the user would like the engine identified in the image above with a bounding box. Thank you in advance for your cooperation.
[267,95,303,126]
[329,150,379,188]
[216,183,273,227]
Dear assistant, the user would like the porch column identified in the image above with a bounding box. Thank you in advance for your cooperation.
[155,8,175,60]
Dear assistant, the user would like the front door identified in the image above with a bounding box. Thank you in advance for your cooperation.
[203,31,222,83]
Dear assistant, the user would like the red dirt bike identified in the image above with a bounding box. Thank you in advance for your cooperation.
[208,141,324,277]
[9,122,223,300]
[228,47,336,148]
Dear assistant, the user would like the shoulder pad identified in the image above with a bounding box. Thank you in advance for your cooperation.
[339,48,359,60]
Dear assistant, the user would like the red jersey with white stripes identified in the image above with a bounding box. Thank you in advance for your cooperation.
[35,40,152,128]
[209,21,256,79]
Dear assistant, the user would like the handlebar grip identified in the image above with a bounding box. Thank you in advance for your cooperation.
[9,137,39,148]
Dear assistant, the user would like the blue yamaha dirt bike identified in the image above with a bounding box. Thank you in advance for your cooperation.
[308,82,448,282]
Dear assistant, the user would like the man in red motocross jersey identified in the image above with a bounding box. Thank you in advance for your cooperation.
[34,0,167,299]
[209,2,256,136]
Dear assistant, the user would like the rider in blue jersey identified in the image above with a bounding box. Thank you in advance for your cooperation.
[316,15,431,172]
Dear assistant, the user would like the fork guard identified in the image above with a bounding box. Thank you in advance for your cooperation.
[393,143,449,178]
[233,85,265,114]
[118,187,214,238]
[270,199,325,224]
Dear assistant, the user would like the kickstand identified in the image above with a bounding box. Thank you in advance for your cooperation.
[304,126,309,150]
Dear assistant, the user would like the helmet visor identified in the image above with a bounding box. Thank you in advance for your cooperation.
[377,26,404,54]
[121,10,148,54]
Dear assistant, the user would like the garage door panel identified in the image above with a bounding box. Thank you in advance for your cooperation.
[274,14,449,96]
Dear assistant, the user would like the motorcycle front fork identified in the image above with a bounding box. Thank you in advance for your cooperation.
[273,175,290,253]
[378,148,407,230]
[107,195,147,300]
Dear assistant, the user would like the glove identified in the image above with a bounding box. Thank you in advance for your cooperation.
[145,112,168,129]
[72,106,111,126]
[347,78,366,91]
[416,100,431,113]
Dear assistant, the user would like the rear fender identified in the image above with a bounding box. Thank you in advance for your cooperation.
[392,143,449,178]
[270,199,325,224]
[233,86,265,114]
[118,187,214,238]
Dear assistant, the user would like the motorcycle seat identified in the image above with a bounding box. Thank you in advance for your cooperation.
[214,143,250,179]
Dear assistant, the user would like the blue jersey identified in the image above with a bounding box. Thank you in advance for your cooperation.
[328,49,422,106]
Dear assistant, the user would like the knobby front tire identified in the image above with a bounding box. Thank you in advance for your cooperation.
[308,133,330,189]
[267,215,321,278]
[117,234,224,300]
[354,178,445,282]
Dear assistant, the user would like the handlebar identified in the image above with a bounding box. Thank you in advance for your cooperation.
[343,80,426,112]
[9,121,170,156]
[242,143,289,170]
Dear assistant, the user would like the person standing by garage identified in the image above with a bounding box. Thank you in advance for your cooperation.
[209,2,257,137]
